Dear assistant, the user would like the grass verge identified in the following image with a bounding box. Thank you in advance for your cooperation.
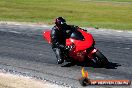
[0,0,132,30]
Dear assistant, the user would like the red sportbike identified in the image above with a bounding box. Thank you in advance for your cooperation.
[43,28,109,66]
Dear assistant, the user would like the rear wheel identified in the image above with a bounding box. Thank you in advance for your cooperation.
[94,50,109,67]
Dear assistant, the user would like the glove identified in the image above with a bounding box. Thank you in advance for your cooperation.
[65,43,75,51]
[65,46,70,51]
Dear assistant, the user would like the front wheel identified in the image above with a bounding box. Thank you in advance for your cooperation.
[94,50,109,67]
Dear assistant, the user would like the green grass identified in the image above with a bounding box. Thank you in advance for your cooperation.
[92,0,132,2]
[0,0,132,30]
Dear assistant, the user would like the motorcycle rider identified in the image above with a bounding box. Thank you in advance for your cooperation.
[50,17,80,64]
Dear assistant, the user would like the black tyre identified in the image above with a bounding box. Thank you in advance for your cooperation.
[94,50,109,67]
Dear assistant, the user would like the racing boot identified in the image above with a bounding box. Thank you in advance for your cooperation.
[57,57,64,64]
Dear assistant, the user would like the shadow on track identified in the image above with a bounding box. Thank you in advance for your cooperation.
[61,61,121,69]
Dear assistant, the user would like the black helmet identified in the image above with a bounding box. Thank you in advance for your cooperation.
[55,17,67,27]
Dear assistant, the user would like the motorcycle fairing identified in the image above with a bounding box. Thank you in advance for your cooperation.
[43,30,51,44]
[66,30,94,52]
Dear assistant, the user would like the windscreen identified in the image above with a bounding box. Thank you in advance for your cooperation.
[70,30,84,40]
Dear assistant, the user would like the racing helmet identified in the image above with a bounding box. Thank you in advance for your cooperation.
[55,17,67,27]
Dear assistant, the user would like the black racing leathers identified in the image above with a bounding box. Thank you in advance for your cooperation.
[50,25,77,64]
[51,25,77,48]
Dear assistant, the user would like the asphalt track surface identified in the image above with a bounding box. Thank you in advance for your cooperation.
[0,24,132,88]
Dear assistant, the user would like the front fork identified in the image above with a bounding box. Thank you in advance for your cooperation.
[87,48,97,60]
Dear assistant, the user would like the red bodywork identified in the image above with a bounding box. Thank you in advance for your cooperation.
[43,29,97,62]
